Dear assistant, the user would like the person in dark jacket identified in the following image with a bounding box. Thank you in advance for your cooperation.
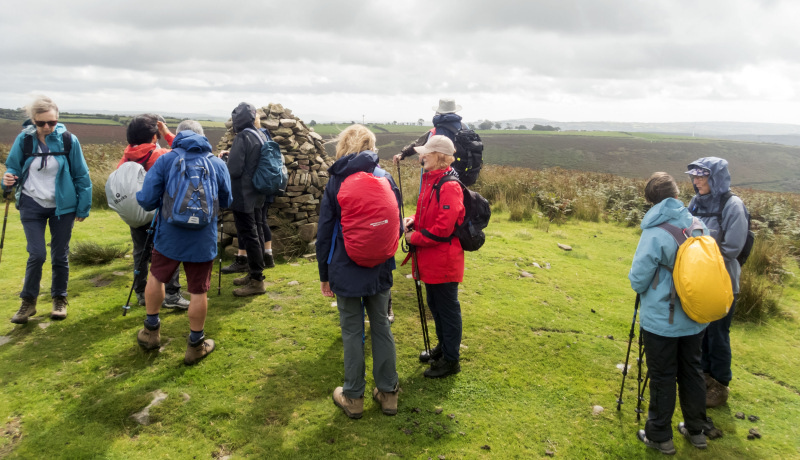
[686,157,748,407]
[316,124,401,419]
[3,95,92,324]
[403,135,465,379]
[393,98,466,166]
[135,128,232,365]
[629,172,716,455]
[225,102,268,296]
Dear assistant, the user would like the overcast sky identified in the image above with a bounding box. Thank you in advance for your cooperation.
[1,0,798,125]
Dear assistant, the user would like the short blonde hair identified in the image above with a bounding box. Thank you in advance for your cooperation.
[426,151,455,171]
[27,95,59,120]
[334,124,376,159]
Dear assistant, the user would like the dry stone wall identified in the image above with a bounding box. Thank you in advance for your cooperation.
[216,103,335,258]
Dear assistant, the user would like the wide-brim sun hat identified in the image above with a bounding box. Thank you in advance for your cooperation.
[414,135,456,156]
[432,98,462,114]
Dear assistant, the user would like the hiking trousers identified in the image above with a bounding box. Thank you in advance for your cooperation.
[642,328,707,443]
[336,290,398,399]
[425,282,462,362]
[701,294,737,386]
[130,224,181,296]
[19,194,75,299]
[232,209,265,281]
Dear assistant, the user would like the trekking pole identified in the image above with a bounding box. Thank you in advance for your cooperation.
[0,190,11,265]
[218,218,223,296]
[396,163,410,253]
[412,249,432,355]
[616,294,641,411]
[636,328,647,421]
[123,212,158,316]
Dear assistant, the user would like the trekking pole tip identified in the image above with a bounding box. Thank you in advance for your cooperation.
[122,304,130,316]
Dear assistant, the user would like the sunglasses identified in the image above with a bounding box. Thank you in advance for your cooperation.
[34,120,58,127]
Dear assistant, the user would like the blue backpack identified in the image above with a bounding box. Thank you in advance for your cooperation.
[161,149,219,229]
[244,128,288,196]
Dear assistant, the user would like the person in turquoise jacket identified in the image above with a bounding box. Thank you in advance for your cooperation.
[628,172,715,455]
[2,96,92,324]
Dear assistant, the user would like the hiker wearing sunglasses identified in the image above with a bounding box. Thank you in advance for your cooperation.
[2,96,92,324]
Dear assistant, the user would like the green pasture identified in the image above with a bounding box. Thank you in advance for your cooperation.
[1,208,798,459]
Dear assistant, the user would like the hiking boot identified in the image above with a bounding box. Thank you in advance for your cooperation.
[221,255,248,274]
[163,292,190,310]
[136,292,146,307]
[233,278,266,297]
[419,343,443,363]
[424,357,460,379]
[332,387,363,419]
[387,296,394,324]
[264,252,275,269]
[51,296,68,320]
[678,422,707,449]
[637,430,676,455]
[10,298,37,324]
[137,319,161,350]
[706,377,729,408]
[184,335,215,365]
[233,274,250,286]
[372,386,398,415]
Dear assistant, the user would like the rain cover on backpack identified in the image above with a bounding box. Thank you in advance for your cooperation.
[658,218,733,324]
[161,149,219,229]
[335,170,400,267]
[106,161,155,228]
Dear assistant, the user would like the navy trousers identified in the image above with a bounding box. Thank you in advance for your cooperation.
[19,194,75,299]
[425,282,462,362]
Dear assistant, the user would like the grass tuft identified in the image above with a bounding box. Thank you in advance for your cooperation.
[69,241,128,265]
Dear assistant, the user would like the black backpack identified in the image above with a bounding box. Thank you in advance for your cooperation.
[435,125,483,187]
[690,191,754,266]
[429,175,491,251]
[22,131,74,171]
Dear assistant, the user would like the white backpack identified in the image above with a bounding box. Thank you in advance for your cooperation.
[106,160,156,228]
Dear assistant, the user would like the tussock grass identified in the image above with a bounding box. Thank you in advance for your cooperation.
[69,241,129,265]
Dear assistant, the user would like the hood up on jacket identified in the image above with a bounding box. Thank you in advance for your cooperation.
[328,150,379,177]
[231,102,257,134]
[432,113,463,138]
[640,197,694,231]
[688,157,731,198]
[172,130,213,155]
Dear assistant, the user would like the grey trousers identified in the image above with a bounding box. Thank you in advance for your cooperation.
[337,290,398,399]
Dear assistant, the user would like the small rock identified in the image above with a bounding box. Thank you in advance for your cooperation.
[545,262,551,269]
[435,408,443,414]
[735,412,745,419]
[748,428,762,439]
[406,274,413,279]
[287,280,299,286]
[331,302,337,307]
[459,431,465,435]
[748,415,760,422]
[557,243,572,251]
[38,322,50,330]
[182,393,190,402]
[0,336,10,347]
[592,405,604,415]
[480,445,490,450]
[438,456,445,460]
[532,263,541,269]
[520,271,533,278]
[545,450,555,457]
[448,414,455,419]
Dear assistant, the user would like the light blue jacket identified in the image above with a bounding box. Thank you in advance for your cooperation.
[136,131,232,263]
[629,197,708,337]
[2,123,92,218]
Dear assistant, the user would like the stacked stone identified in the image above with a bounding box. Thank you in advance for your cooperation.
[216,103,335,258]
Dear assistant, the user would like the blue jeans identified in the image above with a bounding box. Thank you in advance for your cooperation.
[337,290,398,399]
[425,282,462,362]
[702,294,738,386]
[18,194,75,299]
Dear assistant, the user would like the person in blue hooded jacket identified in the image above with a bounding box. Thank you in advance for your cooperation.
[135,127,232,365]
[686,157,748,407]
[629,172,714,455]
[316,124,401,419]
[3,96,92,324]
[393,98,467,167]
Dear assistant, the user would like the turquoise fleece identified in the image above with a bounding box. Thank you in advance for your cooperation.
[629,197,708,338]
[2,123,92,218]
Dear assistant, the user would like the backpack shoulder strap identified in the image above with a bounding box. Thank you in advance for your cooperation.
[132,149,155,165]
[432,174,463,203]
[243,127,266,145]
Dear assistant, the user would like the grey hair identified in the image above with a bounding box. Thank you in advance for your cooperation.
[176,120,204,135]
[27,95,59,120]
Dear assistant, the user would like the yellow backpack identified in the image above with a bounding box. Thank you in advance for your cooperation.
[656,218,733,324]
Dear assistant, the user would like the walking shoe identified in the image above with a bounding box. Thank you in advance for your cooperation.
[706,377,729,408]
[264,252,275,269]
[163,292,190,310]
[233,278,266,297]
[419,343,443,363]
[677,422,707,449]
[10,298,37,324]
[137,319,161,350]
[424,357,460,379]
[637,430,676,455]
[233,274,250,286]
[136,292,146,307]
[387,296,394,324]
[372,387,398,415]
[51,296,68,320]
[332,387,363,419]
[184,335,215,365]
[221,255,248,274]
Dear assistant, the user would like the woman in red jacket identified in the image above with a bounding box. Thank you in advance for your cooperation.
[404,135,465,378]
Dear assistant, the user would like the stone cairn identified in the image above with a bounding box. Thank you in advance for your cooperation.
[216,103,335,259]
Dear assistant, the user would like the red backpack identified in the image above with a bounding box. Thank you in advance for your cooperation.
[330,168,400,267]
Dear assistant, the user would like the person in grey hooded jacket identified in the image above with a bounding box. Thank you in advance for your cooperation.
[686,157,748,407]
